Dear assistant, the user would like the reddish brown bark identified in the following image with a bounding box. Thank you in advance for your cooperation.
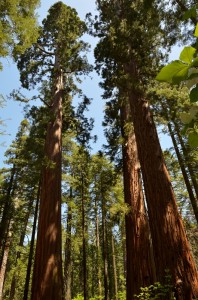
[126,60,198,298]
[31,56,63,300]
[121,103,155,299]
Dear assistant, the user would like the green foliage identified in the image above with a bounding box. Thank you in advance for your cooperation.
[134,282,174,300]
[117,290,126,300]
[156,24,198,148]
[134,272,174,300]
[156,46,197,84]
[195,23,198,37]
[0,0,40,68]
[16,2,91,90]
[72,294,84,300]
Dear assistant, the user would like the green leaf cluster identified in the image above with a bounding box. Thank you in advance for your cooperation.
[156,23,198,148]
[0,0,40,69]
[135,271,174,300]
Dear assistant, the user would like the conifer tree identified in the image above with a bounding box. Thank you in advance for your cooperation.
[93,0,198,298]
[0,0,40,69]
[16,2,91,299]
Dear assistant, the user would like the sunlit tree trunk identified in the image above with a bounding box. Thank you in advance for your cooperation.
[126,60,198,298]
[121,101,155,298]
[31,55,63,300]
[23,180,40,300]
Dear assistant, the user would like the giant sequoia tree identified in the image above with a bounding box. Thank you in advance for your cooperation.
[93,0,198,298]
[102,93,155,297]
[16,2,90,299]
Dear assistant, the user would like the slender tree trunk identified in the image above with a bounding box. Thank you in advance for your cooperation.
[121,221,126,281]
[9,191,36,300]
[167,121,198,224]
[0,221,13,300]
[126,60,198,298]
[81,176,87,300]
[101,187,109,300]
[111,231,118,300]
[94,193,102,298]
[23,180,40,300]
[120,102,155,299]
[64,188,72,300]
[0,165,16,254]
[31,55,63,300]
[173,120,198,200]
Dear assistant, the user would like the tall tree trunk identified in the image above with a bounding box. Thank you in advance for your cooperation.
[23,180,40,300]
[64,188,72,300]
[94,191,102,298]
[101,187,109,300]
[0,165,16,255]
[167,121,198,224]
[31,55,63,300]
[121,221,126,281]
[9,190,36,300]
[111,231,118,300]
[81,176,87,300]
[120,102,155,299]
[126,60,198,298]
[173,120,198,200]
[0,220,13,300]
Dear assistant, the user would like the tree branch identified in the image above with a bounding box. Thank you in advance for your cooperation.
[36,44,55,56]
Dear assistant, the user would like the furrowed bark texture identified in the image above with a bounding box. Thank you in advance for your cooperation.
[121,103,155,299]
[127,63,198,298]
[31,56,63,300]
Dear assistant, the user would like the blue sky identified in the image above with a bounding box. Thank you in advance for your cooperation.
[0,1,104,166]
[0,1,175,167]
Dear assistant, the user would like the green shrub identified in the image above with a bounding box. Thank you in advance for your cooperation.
[134,271,175,300]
